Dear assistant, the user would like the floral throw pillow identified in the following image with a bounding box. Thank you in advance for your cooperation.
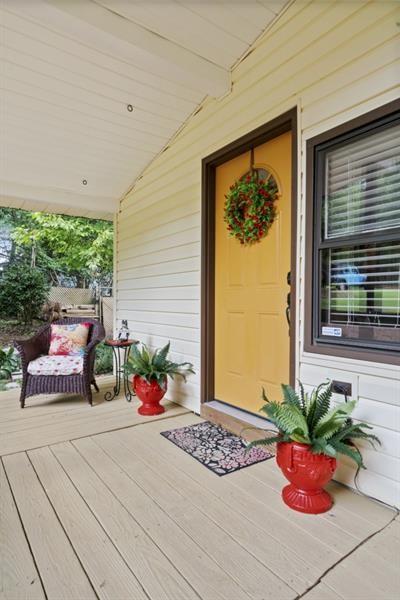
[49,323,90,356]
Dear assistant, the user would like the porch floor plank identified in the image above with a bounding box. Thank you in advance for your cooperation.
[93,430,296,598]
[27,445,149,600]
[0,461,45,600]
[302,582,345,600]
[115,418,324,590]
[2,452,95,600]
[321,519,400,600]
[0,391,397,600]
[135,414,366,555]
[0,376,189,456]
[73,435,257,600]
[50,440,200,600]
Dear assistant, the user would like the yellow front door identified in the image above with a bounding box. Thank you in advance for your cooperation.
[215,131,292,413]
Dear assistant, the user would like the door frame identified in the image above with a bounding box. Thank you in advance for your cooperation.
[201,107,298,406]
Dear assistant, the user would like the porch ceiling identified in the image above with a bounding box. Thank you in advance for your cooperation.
[0,0,288,220]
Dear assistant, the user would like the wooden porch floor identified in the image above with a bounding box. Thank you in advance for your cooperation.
[1,385,398,600]
[0,375,189,456]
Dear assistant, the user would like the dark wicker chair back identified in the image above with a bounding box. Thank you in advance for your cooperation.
[14,317,105,408]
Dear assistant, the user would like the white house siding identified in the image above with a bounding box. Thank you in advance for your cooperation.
[116,0,400,506]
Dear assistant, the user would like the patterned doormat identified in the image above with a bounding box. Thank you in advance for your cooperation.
[160,421,274,476]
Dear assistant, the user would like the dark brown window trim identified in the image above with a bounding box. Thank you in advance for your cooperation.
[201,108,298,404]
[304,98,400,367]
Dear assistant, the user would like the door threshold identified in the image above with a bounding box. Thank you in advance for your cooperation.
[200,400,277,442]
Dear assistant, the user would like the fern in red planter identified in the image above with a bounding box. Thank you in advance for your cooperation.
[248,382,380,513]
[124,342,194,415]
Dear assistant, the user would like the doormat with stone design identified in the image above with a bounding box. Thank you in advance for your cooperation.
[160,421,273,476]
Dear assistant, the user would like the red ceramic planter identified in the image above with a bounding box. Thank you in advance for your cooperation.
[133,375,166,416]
[276,441,337,514]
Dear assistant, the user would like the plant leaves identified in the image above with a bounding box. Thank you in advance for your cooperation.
[313,400,357,439]
[254,381,379,468]
[310,382,332,429]
[281,384,302,409]
[123,341,194,384]
[245,435,284,453]
[333,441,365,468]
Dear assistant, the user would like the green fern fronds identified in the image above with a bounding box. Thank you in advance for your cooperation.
[330,423,381,449]
[246,435,285,451]
[260,399,282,421]
[312,439,337,458]
[281,384,302,409]
[274,404,309,438]
[333,441,365,468]
[310,382,332,429]
[313,400,356,439]
[260,398,309,443]
[298,380,306,410]
[342,431,381,448]
[252,381,379,468]
[305,388,317,423]
[124,342,194,388]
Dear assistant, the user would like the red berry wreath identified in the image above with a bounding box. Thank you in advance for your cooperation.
[224,171,278,245]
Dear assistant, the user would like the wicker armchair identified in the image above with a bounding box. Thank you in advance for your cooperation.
[14,318,105,408]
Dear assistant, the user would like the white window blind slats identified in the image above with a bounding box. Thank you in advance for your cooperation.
[331,198,399,224]
[324,123,400,239]
[327,126,399,165]
[328,208,400,234]
[328,168,400,195]
[329,185,399,214]
[322,243,400,329]
[328,143,398,180]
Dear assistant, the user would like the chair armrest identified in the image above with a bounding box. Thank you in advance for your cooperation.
[14,327,49,370]
[82,337,103,366]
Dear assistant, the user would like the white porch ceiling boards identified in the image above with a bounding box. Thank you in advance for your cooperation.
[0,0,287,220]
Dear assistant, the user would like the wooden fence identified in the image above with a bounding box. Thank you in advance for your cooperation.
[48,287,113,337]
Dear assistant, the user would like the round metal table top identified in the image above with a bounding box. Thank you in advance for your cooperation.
[104,339,139,347]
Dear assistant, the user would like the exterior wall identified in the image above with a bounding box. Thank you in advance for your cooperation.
[116,0,400,506]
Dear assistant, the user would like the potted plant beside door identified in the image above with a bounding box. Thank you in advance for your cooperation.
[247,382,380,514]
[124,342,194,415]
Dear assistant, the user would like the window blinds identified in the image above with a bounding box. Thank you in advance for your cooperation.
[323,243,400,329]
[324,123,400,239]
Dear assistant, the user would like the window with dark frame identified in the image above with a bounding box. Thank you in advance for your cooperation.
[310,108,400,358]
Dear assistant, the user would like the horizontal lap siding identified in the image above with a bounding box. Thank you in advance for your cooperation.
[300,364,400,506]
[117,0,400,501]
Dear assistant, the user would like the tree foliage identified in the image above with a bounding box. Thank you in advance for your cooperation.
[0,208,113,287]
[0,265,50,324]
[0,347,20,380]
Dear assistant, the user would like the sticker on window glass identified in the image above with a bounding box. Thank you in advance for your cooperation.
[322,326,342,337]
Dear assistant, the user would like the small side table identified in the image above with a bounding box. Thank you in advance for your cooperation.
[104,339,138,402]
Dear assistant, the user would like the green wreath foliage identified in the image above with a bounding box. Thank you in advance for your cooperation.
[224,171,278,245]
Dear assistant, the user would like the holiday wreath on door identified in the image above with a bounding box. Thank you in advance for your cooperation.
[224,160,279,246]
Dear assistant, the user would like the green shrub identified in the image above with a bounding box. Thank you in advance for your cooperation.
[95,342,113,374]
[0,265,49,324]
[0,347,20,380]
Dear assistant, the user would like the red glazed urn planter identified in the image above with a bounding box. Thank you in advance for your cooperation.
[276,441,337,514]
[133,375,166,416]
